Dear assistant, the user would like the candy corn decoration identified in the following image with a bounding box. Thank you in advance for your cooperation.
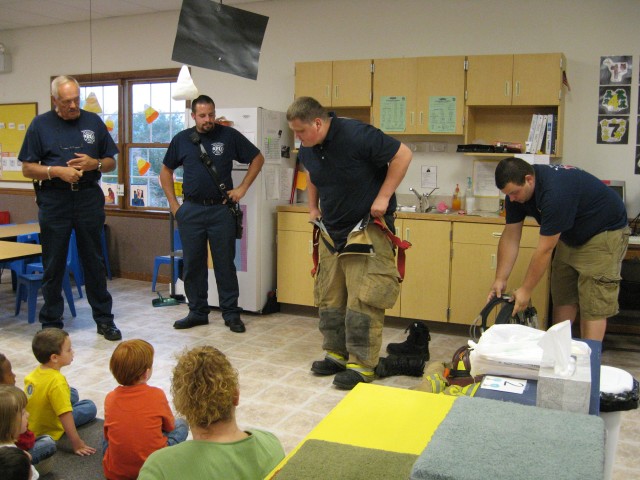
[137,157,151,176]
[144,104,159,124]
[83,92,102,113]
[104,117,114,132]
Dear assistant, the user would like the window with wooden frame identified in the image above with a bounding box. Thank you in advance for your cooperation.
[60,69,186,213]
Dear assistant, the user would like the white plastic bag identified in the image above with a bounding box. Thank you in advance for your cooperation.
[468,323,590,380]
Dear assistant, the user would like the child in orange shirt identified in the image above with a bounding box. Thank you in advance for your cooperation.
[103,339,188,480]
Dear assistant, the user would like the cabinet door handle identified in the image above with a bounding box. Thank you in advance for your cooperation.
[325,85,330,99]
[419,111,424,126]
[410,112,415,126]
[308,239,313,255]
[491,232,502,238]
[405,227,411,242]
[334,85,339,98]
[515,80,521,97]
[491,253,497,270]
[505,81,511,97]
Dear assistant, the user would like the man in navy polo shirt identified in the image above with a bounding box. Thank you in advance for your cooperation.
[490,157,629,341]
[287,96,412,390]
[20,75,121,341]
[160,95,264,332]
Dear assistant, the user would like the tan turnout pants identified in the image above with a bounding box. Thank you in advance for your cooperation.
[314,224,400,369]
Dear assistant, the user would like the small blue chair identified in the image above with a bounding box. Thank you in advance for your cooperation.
[27,235,82,298]
[151,229,183,292]
[15,270,76,324]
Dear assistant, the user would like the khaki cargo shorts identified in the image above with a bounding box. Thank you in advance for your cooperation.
[551,226,630,320]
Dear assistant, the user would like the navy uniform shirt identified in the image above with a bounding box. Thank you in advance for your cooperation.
[163,125,259,201]
[297,115,401,244]
[505,164,628,246]
[19,110,118,183]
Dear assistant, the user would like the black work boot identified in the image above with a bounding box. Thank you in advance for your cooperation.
[375,355,426,378]
[386,321,430,359]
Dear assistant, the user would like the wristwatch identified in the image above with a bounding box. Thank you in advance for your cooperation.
[97,160,102,172]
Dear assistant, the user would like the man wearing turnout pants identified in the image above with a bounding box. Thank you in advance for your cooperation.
[287,97,412,390]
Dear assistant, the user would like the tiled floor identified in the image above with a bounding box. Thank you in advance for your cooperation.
[1,273,638,479]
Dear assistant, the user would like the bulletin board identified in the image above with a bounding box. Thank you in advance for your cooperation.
[0,102,38,182]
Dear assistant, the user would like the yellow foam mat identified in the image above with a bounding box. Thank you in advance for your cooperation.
[267,383,456,478]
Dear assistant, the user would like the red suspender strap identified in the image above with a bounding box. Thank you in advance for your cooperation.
[311,224,320,277]
[373,217,412,282]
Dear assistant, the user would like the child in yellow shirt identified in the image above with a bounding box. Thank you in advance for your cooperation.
[24,329,97,456]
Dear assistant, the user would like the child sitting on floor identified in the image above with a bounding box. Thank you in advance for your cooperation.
[0,446,33,480]
[0,353,56,473]
[0,385,42,479]
[103,339,188,480]
[24,329,97,456]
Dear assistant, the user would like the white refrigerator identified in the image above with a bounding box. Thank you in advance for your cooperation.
[177,107,295,312]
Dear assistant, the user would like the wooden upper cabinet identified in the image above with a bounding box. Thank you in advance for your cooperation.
[466,53,565,106]
[294,60,372,107]
[295,61,333,104]
[415,56,466,135]
[466,55,513,106]
[512,54,566,106]
[372,56,465,134]
[372,57,418,133]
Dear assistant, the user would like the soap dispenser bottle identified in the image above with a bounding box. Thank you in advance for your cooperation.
[452,184,461,211]
[465,176,475,213]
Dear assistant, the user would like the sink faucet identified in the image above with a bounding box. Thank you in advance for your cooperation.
[409,187,438,212]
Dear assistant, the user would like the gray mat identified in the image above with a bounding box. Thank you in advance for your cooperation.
[410,396,605,480]
[40,419,104,480]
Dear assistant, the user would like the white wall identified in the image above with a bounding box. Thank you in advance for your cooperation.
[1,0,639,215]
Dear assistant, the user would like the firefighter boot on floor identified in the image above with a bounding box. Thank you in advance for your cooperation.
[386,321,430,360]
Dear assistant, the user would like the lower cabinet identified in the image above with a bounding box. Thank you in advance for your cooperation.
[387,218,451,322]
[276,212,315,307]
[276,210,549,328]
[449,223,549,327]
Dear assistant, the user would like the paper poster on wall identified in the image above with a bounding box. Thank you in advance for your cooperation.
[597,56,632,146]
[379,96,406,132]
[473,160,500,197]
[0,102,37,182]
[428,96,456,133]
[600,56,632,85]
[101,182,118,205]
[421,165,437,189]
[598,86,630,115]
[597,116,629,144]
[131,185,148,207]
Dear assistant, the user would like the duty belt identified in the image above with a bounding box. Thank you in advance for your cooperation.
[184,195,225,206]
[36,180,98,191]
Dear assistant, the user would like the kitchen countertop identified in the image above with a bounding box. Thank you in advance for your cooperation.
[277,204,541,227]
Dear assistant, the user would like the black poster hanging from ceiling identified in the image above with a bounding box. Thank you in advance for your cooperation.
[172,0,269,81]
